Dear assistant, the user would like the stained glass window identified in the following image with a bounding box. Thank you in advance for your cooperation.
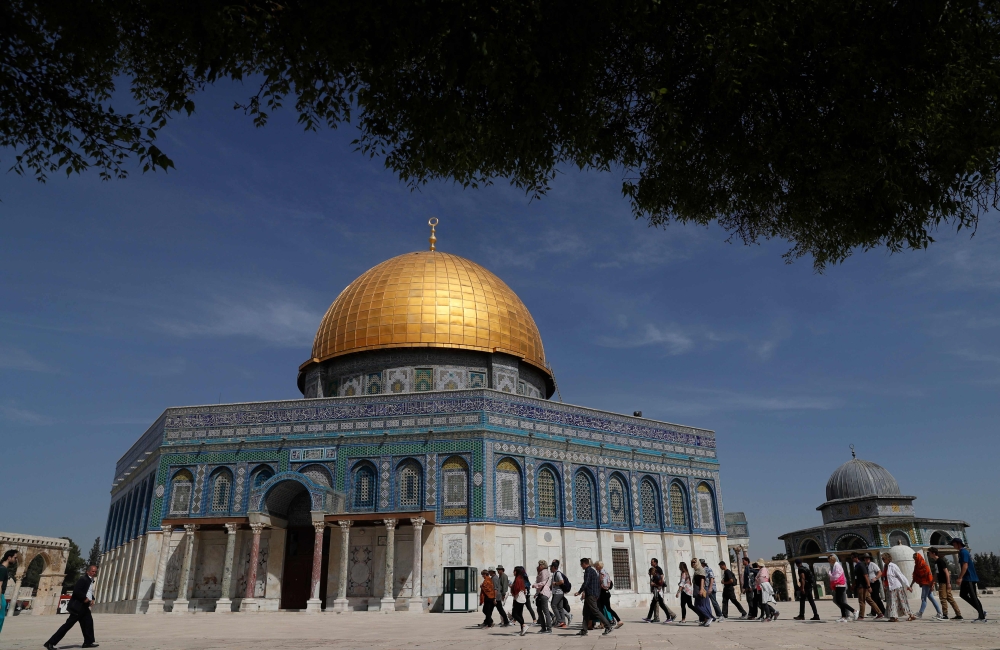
[354,465,376,510]
[574,472,595,521]
[469,372,486,388]
[415,368,433,391]
[640,478,658,527]
[496,458,521,520]
[442,456,468,517]
[366,372,383,394]
[399,462,421,509]
[210,469,232,513]
[170,470,193,515]
[608,476,627,524]
[538,468,557,520]
[697,483,715,530]
[669,483,687,528]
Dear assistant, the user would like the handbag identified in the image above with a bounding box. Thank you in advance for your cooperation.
[515,590,527,604]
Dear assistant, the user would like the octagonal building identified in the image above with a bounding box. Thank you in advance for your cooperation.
[94,241,727,614]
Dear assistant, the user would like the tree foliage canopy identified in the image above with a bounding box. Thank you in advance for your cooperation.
[5,0,1000,267]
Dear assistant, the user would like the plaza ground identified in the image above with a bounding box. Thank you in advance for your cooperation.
[2,595,997,650]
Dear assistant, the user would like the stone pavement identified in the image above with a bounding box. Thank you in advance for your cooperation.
[2,596,996,650]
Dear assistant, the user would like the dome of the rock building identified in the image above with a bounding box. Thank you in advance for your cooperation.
[306,250,550,378]
[825,458,902,501]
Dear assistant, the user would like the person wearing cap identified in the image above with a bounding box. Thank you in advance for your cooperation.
[862,554,885,617]
[550,560,570,628]
[951,538,987,620]
[927,547,962,619]
[850,552,882,619]
[533,560,553,633]
[718,560,745,619]
[792,558,819,621]
[479,569,496,628]
[753,559,770,621]
[494,565,511,626]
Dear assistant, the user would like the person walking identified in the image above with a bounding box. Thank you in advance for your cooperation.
[510,566,530,636]
[478,569,496,628]
[792,559,820,620]
[574,558,613,636]
[44,564,99,649]
[594,561,623,629]
[718,561,746,619]
[644,559,677,623]
[827,554,857,622]
[881,552,916,622]
[863,554,886,617]
[951,538,987,621]
[753,560,770,621]
[760,579,779,621]
[0,550,19,637]
[701,559,724,620]
[851,553,882,619]
[550,560,570,628]
[927,547,962,619]
[492,567,511,626]
[909,552,943,619]
[676,562,694,622]
[533,560,553,633]
[691,563,714,626]
[742,557,758,619]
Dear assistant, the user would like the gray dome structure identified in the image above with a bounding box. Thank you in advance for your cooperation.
[825,458,901,502]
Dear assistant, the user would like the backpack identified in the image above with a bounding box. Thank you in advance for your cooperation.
[555,571,572,593]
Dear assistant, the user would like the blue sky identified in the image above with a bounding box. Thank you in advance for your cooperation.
[2,83,998,558]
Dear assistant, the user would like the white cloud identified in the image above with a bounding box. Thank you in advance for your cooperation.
[0,347,52,372]
[597,322,694,355]
[0,401,56,425]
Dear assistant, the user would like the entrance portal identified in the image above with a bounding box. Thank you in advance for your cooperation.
[265,483,330,610]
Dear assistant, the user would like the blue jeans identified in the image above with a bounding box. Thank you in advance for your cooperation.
[919,585,942,616]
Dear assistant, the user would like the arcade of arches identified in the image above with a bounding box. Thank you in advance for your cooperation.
[0,532,70,615]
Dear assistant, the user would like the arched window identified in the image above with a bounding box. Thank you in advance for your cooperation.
[442,456,468,518]
[495,458,521,520]
[169,470,194,515]
[398,461,421,510]
[696,483,716,531]
[298,464,332,488]
[574,471,595,522]
[608,475,628,525]
[669,482,687,528]
[640,478,658,527]
[353,464,376,511]
[800,539,822,555]
[929,531,951,546]
[538,467,558,521]
[252,466,274,490]
[889,531,910,547]
[209,468,232,513]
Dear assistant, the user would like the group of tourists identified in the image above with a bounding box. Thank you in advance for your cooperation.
[478,557,625,636]
[796,537,987,623]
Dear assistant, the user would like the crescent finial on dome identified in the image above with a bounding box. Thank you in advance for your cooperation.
[428,217,439,251]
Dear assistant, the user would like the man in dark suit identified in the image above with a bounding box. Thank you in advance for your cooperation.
[44,564,98,649]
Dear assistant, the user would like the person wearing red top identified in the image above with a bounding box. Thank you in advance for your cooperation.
[510,566,531,636]
[479,569,496,628]
[909,553,943,619]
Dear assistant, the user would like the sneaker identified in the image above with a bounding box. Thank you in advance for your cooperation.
[577,630,588,636]
[519,628,526,636]
[793,615,804,620]
[642,617,651,623]
[739,614,747,619]
[810,616,821,621]
[933,615,946,621]
[916,612,923,619]
[602,627,613,635]
[850,611,858,621]
[953,615,964,620]
[557,623,567,628]
[772,611,779,620]
[875,614,884,619]
[836,618,846,623]
[663,618,675,624]
[705,619,712,627]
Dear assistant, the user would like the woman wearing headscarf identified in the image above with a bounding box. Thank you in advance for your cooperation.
[827,554,857,621]
[882,552,917,622]
[511,566,531,636]
[909,552,943,619]
[692,562,715,626]
[675,562,694,623]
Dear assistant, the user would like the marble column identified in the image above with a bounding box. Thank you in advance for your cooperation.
[306,522,326,613]
[147,526,173,614]
[215,523,239,613]
[380,519,397,611]
[172,524,198,614]
[240,523,265,612]
[333,521,352,613]
[407,517,425,613]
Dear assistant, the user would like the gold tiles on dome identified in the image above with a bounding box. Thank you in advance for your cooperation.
[310,251,550,376]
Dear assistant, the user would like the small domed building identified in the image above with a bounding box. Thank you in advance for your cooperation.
[779,450,970,585]
[93,231,729,614]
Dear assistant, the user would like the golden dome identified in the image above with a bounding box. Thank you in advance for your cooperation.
[306,251,550,376]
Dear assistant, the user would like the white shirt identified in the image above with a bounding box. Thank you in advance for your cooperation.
[86,576,95,601]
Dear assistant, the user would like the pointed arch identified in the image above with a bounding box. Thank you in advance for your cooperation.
[169,469,194,515]
[298,464,332,488]
[351,461,378,511]
[495,457,522,521]
[574,469,597,523]
[696,482,718,532]
[441,455,469,519]
[251,465,275,490]
[668,480,689,529]
[396,458,423,510]
[537,465,559,522]
[640,477,660,529]
[607,473,629,526]
[208,467,233,513]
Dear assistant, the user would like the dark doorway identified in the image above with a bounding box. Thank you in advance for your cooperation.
[281,527,315,609]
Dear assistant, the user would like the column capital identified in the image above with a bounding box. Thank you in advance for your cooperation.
[224,522,240,534]
[409,517,426,529]
[183,524,200,534]
[250,522,267,535]
[313,521,327,533]
[381,518,398,531]
[160,524,173,534]
[337,520,353,530]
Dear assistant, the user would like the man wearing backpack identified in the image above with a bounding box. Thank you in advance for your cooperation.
[550,560,573,628]
[718,561,746,619]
